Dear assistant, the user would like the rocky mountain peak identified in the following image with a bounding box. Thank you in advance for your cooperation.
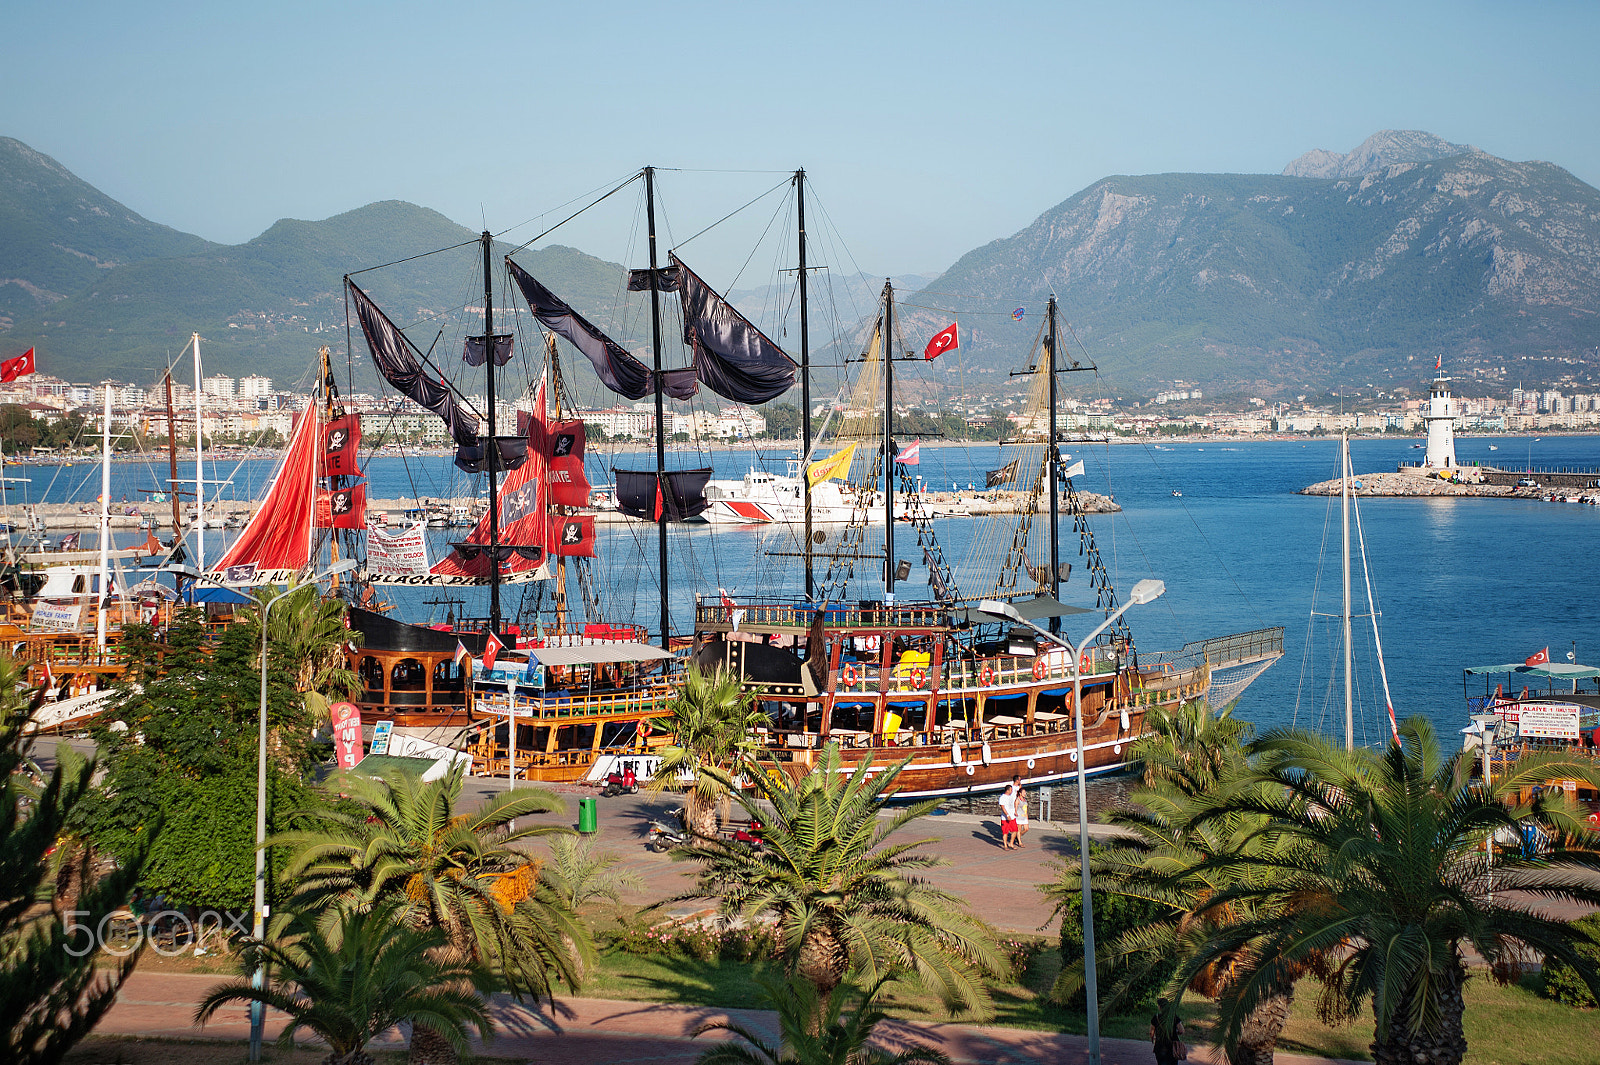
[1283,129,1476,179]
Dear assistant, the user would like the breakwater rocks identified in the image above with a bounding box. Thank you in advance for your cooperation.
[1300,471,1536,499]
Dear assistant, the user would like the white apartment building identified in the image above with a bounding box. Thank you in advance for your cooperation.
[203,374,235,399]
[579,406,653,439]
[238,375,272,399]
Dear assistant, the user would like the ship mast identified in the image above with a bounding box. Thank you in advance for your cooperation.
[644,167,670,649]
[480,231,503,637]
[796,170,815,601]
[1342,431,1353,751]
[882,281,896,602]
[1046,297,1062,630]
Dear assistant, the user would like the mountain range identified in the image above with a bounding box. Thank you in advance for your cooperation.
[3,130,1598,402]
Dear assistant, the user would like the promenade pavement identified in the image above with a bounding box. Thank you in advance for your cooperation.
[87,783,1366,1063]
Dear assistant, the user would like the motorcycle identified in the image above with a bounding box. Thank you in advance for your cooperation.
[601,762,640,797]
[646,814,689,853]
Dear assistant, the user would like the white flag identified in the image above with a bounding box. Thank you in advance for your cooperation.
[1063,459,1085,480]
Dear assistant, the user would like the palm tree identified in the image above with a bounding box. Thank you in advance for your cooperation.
[671,745,1002,1017]
[543,834,645,911]
[1176,716,1600,1065]
[652,666,769,842]
[693,975,950,1065]
[278,762,590,1063]
[1046,698,1311,1065]
[250,578,361,726]
[196,902,494,1065]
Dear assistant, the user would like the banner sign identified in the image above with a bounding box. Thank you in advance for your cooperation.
[330,701,364,768]
[31,603,82,631]
[366,521,429,578]
[1518,704,1581,740]
[369,719,393,756]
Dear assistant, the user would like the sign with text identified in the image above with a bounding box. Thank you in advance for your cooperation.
[366,521,429,578]
[330,701,364,768]
[369,719,393,756]
[1518,704,1581,740]
[31,603,82,632]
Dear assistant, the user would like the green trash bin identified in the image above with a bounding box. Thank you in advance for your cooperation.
[578,797,598,834]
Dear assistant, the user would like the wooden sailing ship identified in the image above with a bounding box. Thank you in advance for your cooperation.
[693,283,1284,798]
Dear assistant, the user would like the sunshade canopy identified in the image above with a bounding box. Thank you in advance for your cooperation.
[1463,663,1600,680]
[953,595,1094,625]
[529,642,675,667]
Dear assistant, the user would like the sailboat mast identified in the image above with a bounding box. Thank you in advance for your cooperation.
[796,169,814,601]
[482,232,503,636]
[1046,297,1062,631]
[883,281,895,602]
[96,386,111,650]
[645,167,670,650]
[549,335,567,633]
[163,371,181,537]
[1342,432,1353,750]
[192,332,205,571]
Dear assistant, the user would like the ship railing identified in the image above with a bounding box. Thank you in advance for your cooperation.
[473,683,678,721]
[1141,627,1285,672]
[697,601,948,632]
[830,650,1117,697]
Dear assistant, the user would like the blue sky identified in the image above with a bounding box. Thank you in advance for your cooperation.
[4,0,1596,285]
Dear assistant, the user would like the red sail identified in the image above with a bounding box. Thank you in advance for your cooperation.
[212,406,320,582]
[429,383,550,582]
[546,419,590,507]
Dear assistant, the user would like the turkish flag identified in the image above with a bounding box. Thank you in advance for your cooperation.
[923,324,958,360]
[1525,647,1550,667]
[483,631,505,671]
[1,348,35,382]
[553,515,596,557]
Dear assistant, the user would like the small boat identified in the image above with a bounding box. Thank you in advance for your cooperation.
[1171,490,1182,497]
[1461,658,1600,823]
[1489,445,1499,451]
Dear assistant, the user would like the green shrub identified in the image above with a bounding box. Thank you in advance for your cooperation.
[1542,912,1600,1008]
[1053,886,1179,1011]
[608,919,780,963]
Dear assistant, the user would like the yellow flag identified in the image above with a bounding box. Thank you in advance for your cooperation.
[807,443,857,487]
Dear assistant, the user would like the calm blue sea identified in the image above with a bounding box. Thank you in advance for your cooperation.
[23,434,1600,747]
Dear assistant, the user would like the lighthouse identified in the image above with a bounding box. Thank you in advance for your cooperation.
[1423,356,1457,470]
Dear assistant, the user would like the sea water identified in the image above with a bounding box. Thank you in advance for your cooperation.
[22,434,1599,746]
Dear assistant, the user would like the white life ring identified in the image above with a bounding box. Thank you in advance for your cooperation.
[1070,750,1078,763]
[1113,743,1121,755]
[965,764,975,776]
[1026,757,1036,770]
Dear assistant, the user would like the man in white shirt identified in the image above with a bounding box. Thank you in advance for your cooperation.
[998,774,1020,850]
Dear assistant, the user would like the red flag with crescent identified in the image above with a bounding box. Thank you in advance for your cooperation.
[923,324,958,361]
[1,348,35,383]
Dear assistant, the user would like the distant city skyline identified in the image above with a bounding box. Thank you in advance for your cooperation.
[3,1,1597,286]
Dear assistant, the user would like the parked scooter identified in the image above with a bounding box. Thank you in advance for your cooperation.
[646,812,689,853]
[601,761,640,797]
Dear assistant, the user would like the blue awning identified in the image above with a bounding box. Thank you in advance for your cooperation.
[183,585,252,604]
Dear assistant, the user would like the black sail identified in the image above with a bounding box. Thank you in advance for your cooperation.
[348,280,479,446]
[507,259,653,400]
[612,468,713,522]
[671,254,797,404]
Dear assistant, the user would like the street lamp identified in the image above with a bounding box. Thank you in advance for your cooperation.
[172,558,357,1062]
[981,577,1165,1065]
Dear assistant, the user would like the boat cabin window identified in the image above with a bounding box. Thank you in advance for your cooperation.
[391,658,426,691]
[359,656,383,693]
[72,575,86,594]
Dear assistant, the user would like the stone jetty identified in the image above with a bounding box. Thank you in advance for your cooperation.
[1300,470,1540,499]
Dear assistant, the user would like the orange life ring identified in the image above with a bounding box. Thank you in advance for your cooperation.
[912,668,926,689]
[980,664,995,686]
[1080,651,1092,672]
[1033,657,1048,680]
[842,663,859,686]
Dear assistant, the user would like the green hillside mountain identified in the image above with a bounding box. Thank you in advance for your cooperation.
[0,137,212,333]
[921,133,1600,395]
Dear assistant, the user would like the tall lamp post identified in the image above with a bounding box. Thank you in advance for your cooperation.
[173,559,356,1062]
[981,578,1165,1065]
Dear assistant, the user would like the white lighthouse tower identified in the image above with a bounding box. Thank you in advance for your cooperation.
[1423,356,1457,470]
